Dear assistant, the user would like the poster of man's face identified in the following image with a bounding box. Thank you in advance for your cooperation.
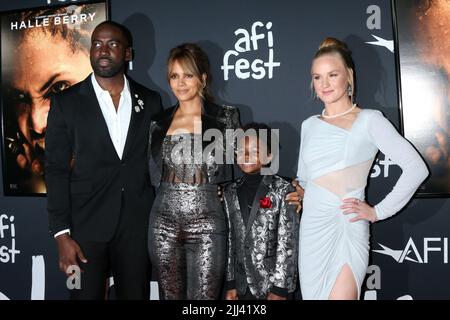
[394,0,450,196]
[1,1,107,196]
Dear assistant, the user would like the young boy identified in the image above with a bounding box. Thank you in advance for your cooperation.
[223,122,300,300]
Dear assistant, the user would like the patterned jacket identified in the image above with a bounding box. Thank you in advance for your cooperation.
[224,174,300,299]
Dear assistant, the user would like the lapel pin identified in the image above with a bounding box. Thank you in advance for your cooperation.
[137,99,144,110]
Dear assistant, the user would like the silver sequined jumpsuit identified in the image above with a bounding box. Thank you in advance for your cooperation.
[148,133,227,300]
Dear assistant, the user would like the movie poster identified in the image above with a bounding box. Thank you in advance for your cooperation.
[393,0,450,196]
[1,1,108,196]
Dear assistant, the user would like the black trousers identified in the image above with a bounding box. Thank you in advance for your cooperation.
[69,200,151,300]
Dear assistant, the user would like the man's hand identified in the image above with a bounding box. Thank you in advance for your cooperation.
[55,233,87,276]
[225,289,238,300]
[267,292,286,300]
[285,179,304,213]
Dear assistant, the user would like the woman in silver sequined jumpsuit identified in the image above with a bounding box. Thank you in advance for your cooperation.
[147,43,241,300]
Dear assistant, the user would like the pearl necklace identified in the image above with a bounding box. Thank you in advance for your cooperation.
[322,104,357,119]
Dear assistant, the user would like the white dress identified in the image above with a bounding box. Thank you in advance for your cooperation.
[296,109,428,300]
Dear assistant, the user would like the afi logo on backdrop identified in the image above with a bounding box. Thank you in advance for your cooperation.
[0,214,20,263]
[373,238,449,264]
[370,155,395,179]
[222,21,280,81]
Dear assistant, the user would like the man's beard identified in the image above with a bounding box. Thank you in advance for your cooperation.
[91,58,125,78]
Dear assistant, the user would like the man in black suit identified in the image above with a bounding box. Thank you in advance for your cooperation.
[45,21,162,299]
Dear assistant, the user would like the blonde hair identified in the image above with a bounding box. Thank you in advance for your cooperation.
[311,37,356,101]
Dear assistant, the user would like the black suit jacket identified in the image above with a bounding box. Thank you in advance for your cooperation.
[147,100,241,189]
[45,74,163,241]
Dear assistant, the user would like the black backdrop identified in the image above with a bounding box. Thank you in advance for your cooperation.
[0,0,449,300]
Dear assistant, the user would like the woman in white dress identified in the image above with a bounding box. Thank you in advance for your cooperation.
[296,38,429,300]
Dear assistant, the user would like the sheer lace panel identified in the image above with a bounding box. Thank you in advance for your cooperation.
[161,134,209,184]
[312,160,373,198]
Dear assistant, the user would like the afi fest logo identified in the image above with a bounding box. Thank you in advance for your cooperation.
[222,21,280,80]
[374,238,449,264]
[0,214,20,264]
[1,213,45,300]
[370,155,395,179]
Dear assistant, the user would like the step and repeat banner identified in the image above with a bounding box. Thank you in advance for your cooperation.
[0,0,449,300]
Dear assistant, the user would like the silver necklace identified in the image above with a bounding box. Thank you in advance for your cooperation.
[322,104,357,119]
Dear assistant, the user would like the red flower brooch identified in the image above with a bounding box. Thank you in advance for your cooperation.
[260,197,273,209]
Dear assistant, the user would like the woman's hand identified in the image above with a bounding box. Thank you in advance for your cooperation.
[341,198,378,223]
[286,179,304,213]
